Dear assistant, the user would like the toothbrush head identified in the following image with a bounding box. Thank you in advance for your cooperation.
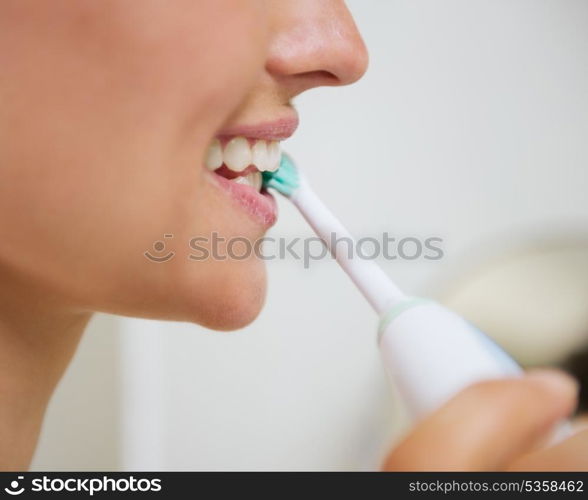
[262,153,300,197]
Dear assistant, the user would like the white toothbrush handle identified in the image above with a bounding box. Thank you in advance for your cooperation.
[379,300,522,416]
[379,299,572,443]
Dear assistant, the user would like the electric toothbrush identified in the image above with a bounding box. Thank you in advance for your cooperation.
[263,154,571,437]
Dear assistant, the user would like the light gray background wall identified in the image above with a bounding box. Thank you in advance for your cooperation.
[32,0,588,471]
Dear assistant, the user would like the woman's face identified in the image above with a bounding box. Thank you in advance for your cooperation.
[0,0,367,329]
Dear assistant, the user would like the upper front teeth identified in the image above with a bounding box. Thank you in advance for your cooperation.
[251,140,268,171]
[224,137,251,172]
[205,137,281,173]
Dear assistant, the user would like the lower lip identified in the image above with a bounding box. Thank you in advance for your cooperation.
[209,173,278,227]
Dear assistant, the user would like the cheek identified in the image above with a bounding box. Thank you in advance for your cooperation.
[0,0,271,323]
[0,0,270,213]
[119,0,270,139]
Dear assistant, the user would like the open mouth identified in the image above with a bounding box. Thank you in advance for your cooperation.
[205,136,280,189]
[204,136,281,226]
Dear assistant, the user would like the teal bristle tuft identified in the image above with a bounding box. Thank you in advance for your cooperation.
[262,153,300,197]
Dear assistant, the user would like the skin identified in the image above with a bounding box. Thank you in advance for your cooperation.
[0,0,585,471]
[384,370,588,471]
[0,0,368,470]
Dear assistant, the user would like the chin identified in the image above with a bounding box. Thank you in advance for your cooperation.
[204,290,265,331]
[170,257,268,331]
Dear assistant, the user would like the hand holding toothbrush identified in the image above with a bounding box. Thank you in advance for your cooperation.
[384,369,585,471]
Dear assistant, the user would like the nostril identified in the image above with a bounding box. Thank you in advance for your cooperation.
[298,70,341,86]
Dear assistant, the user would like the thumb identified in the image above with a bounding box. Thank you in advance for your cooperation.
[384,369,578,471]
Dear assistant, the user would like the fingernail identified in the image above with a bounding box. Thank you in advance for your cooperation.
[526,369,579,399]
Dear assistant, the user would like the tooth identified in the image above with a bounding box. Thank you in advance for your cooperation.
[251,140,270,171]
[266,141,281,172]
[233,176,249,185]
[232,172,262,191]
[249,171,262,191]
[205,139,223,170]
[224,137,252,172]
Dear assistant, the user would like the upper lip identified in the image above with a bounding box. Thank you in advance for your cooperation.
[216,113,299,142]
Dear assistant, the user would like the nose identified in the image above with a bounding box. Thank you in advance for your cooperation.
[266,0,369,97]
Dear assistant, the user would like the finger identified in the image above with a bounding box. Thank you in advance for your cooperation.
[383,369,578,471]
[509,428,588,471]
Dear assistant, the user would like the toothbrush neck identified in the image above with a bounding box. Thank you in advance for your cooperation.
[291,185,406,315]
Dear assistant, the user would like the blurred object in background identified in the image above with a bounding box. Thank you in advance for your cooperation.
[562,346,588,414]
[439,238,588,411]
[439,238,588,367]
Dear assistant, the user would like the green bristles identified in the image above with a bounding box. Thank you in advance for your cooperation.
[262,153,300,197]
